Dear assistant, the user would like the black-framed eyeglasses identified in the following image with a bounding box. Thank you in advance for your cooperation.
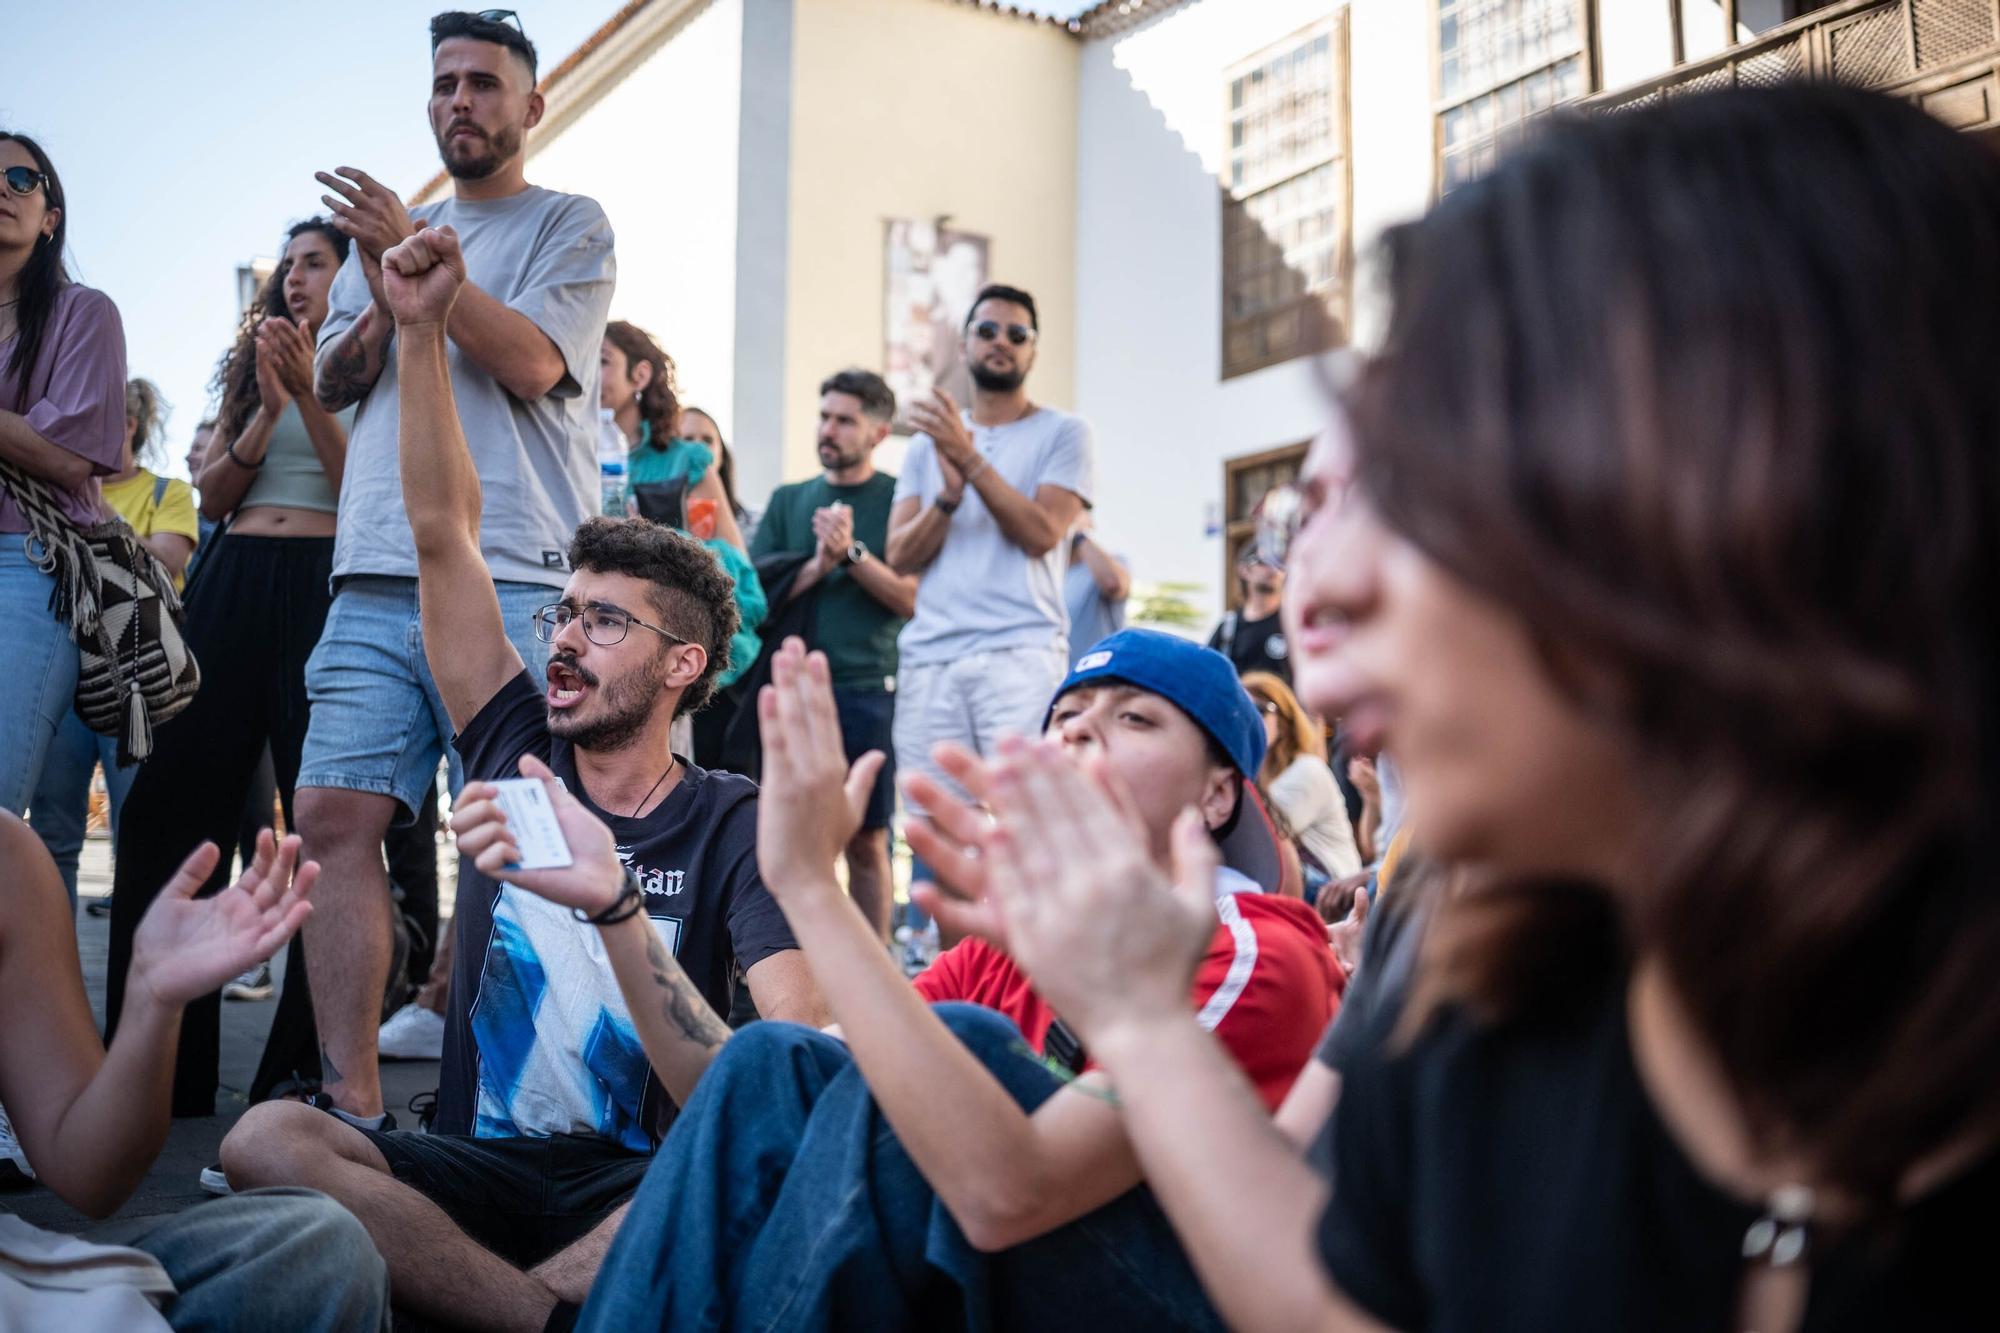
[2,166,48,198]
[533,602,689,649]
[971,320,1036,347]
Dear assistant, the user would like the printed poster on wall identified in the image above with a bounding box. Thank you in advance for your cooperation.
[883,219,989,436]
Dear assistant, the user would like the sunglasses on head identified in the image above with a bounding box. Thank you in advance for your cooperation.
[2,166,49,198]
[434,8,528,49]
[972,320,1036,347]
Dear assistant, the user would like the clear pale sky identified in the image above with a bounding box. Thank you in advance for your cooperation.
[8,0,1093,479]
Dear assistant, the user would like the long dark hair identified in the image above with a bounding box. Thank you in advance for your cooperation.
[0,132,69,412]
[1350,86,2000,1209]
[602,320,682,454]
[211,218,349,443]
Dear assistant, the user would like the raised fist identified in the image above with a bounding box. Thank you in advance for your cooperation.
[381,225,466,327]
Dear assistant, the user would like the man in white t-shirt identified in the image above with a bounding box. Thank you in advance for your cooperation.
[886,284,1096,887]
[295,9,616,1127]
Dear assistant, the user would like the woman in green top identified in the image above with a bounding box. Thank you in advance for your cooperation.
[597,320,764,699]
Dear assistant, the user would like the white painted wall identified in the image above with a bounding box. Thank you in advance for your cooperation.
[1073,0,1431,617]
[526,0,747,458]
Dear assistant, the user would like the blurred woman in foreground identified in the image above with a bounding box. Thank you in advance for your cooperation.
[967,86,2000,1331]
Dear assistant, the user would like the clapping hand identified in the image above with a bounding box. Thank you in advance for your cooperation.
[451,755,626,918]
[316,167,415,262]
[810,504,855,566]
[979,741,1217,1041]
[381,225,466,327]
[126,830,315,1011]
[253,327,292,413]
[257,316,317,400]
[906,388,977,472]
[902,743,1009,947]
[756,638,885,901]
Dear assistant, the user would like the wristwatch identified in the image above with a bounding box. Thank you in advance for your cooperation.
[935,493,962,516]
[842,540,868,567]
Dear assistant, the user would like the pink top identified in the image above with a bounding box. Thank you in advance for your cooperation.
[0,283,128,534]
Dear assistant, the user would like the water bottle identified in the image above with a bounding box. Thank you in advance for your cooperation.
[597,409,628,517]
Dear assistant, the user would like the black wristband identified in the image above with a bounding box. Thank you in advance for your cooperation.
[225,439,264,470]
[573,866,646,925]
[935,493,961,516]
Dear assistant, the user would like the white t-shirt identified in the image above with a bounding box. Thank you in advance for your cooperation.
[317,185,616,587]
[1268,756,1363,879]
[893,406,1096,665]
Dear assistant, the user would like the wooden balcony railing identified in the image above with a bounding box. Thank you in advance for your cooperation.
[1584,0,2000,132]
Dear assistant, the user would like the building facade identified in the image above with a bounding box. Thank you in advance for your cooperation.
[419,0,2000,621]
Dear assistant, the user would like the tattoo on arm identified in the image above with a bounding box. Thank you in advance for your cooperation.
[317,330,377,411]
[318,1044,343,1086]
[644,930,730,1050]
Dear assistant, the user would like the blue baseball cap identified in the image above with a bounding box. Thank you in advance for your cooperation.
[1044,629,1266,780]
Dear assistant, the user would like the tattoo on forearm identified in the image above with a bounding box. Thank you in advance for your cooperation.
[316,332,374,410]
[643,931,730,1050]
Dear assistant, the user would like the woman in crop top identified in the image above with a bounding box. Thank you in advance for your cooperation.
[105,218,354,1117]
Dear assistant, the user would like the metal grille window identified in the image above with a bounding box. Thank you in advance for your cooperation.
[1437,0,1592,191]
[1223,15,1351,380]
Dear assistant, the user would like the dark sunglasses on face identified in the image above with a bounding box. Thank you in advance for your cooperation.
[972,320,1036,347]
[2,166,49,198]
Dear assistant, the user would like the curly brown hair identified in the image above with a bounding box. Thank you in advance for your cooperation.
[211,219,349,443]
[603,320,682,453]
[567,517,740,717]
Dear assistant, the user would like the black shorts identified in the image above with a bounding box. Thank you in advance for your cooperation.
[834,684,897,830]
[360,1128,651,1269]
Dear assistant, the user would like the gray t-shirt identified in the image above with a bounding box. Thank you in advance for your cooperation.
[1063,543,1128,668]
[316,185,616,586]
[892,406,1095,664]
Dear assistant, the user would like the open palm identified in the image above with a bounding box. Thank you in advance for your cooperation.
[127,830,316,1011]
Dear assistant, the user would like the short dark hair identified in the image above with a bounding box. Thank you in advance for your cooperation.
[430,10,538,78]
[965,284,1039,331]
[817,368,897,422]
[566,518,741,717]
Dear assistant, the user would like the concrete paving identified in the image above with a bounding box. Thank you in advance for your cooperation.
[6,837,446,1233]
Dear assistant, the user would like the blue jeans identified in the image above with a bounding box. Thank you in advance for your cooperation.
[28,706,137,911]
[298,574,550,815]
[578,1003,1223,1332]
[0,541,79,818]
[87,1186,388,1331]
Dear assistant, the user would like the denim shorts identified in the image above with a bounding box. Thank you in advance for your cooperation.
[0,540,80,816]
[833,685,898,830]
[297,575,550,819]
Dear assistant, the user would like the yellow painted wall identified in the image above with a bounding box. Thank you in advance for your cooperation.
[780,0,1081,481]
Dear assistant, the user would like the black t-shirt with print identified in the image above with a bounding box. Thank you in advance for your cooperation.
[1209,608,1291,685]
[434,670,798,1146]
[1314,948,1998,1331]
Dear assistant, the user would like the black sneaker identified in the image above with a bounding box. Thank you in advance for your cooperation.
[303,1091,397,1133]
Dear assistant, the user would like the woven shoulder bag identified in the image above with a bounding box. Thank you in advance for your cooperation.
[0,458,200,764]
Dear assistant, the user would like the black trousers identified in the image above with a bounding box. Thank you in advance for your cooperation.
[106,533,334,1117]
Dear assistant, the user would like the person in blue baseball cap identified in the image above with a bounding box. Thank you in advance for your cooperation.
[546,633,1343,1329]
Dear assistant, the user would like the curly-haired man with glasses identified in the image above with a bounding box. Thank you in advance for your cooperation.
[222,224,826,1333]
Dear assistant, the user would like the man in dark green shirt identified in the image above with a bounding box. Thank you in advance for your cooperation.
[750,369,917,940]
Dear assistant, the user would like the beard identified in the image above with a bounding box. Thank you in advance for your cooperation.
[818,439,867,471]
[969,362,1026,393]
[437,122,523,181]
[546,654,667,753]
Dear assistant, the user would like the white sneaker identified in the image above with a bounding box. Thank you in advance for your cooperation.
[199,1163,232,1196]
[0,1100,35,1190]
[222,961,273,1001]
[378,1003,445,1061]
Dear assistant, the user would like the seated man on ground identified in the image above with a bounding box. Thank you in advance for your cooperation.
[458,625,1340,1329]
[221,224,828,1333]
[0,815,387,1331]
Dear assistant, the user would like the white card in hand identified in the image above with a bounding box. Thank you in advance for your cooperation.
[492,778,574,870]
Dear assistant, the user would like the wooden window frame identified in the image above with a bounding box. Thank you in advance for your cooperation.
[1220,14,1354,382]
[1432,0,1602,194]
[1221,441,1309,610]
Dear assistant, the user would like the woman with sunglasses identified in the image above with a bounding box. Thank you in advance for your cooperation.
[0,133,129,825]
[950,87,2000,1332]
[104,217,357,1120]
